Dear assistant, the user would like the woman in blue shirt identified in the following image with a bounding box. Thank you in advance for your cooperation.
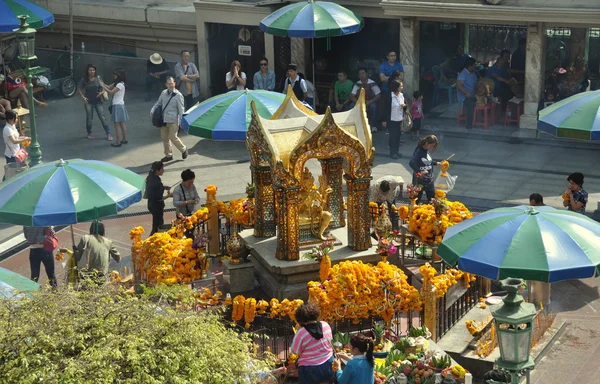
[334,333,375,384]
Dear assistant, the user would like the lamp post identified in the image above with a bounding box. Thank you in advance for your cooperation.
[14,16,42,167]
[491,278,537,384]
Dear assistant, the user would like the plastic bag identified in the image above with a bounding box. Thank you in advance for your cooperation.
[435,171,457,192]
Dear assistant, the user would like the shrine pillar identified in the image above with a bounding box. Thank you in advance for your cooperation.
[344,174,372,251]
[251,165,276,238]
[319,157,344,228]
[275,185,300,260]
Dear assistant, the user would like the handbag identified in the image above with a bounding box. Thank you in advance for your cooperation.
[401,109,413,133]
[152,92,176,128]
[14,148,28,163]
[43,229,58,253]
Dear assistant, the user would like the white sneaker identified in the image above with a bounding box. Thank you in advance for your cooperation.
[371,127,378,133]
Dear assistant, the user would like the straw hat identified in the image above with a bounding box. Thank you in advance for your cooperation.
[149,53,163,65]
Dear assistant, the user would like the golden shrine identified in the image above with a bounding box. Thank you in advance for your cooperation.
[246,87,375,261]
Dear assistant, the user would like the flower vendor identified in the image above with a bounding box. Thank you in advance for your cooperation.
[409,135,440,203]
[333,333,375,384]
[172,168,200,217]
[290,303,335,384]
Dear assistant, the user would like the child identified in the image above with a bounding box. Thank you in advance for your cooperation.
[333,333,374,384]
[411,91,424,140]
[409,135,440,203]
[537,89,556,119]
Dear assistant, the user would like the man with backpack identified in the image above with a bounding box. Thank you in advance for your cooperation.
[350,67,381,132]
[150,76,188,163]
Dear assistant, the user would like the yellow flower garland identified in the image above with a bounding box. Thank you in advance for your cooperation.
[408,199,472,244]
[319,255,331,282]
[232,295,245,322]
[244,297,257,328]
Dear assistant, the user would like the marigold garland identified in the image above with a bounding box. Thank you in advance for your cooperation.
[319,255,331,282]
[408,199,472,244]
[308,260,422,324]
[232,295,245,322]
[244,297,257,328]
[420,263,477,298]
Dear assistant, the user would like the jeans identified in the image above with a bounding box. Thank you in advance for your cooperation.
[150,206,164,235]
[417,180,435,204]
[84,103,110,135]
[298,356,334,384]
[388,120,402,156]
[146,75,166,94]
[463,97,475,128]
[183,94,195,112]
[30,248,57,287]
[367,102,378,129]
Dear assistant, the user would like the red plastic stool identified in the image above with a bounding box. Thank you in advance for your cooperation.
[504,102,523,126]
[456,103,466,125]
[472,104,493,130]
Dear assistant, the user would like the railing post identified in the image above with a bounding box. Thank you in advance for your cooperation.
[205,188,220,256]
[423,283,438,341]
[479,277,492,297]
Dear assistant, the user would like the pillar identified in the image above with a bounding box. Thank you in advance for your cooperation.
[520,23,546,129]
[251,165,276,238]
[423,283,438,341]
[344,175,372,251]
[319,158,344,228]
[400,17,420,99]
[197,20,209,100]
[290,37,310,74]
[275,186,300,260]
[265,34,275,74]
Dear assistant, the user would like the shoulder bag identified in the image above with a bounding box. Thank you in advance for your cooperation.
[14,148,28,163]
[152,92,176,128]
[401,108,413,133]
[180,184,192,215]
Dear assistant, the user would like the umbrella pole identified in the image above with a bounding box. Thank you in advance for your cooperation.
[70,225,76,249]
[312,38,316,110]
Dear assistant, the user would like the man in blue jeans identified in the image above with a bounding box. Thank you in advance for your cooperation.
[456,58,478,129]
[23,226,57,287]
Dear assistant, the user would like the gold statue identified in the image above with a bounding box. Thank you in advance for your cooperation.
[298,168,333,240]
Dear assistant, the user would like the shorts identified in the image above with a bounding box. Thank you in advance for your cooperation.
[411,117,422,132]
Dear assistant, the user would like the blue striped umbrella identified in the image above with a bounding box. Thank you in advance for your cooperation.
[182,90,286,141]
[538,90,600,141]
[0,0,54,32]
[0,159,144,226]
[438,205,600,282]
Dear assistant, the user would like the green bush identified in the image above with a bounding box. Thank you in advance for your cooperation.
[0,284,270,383]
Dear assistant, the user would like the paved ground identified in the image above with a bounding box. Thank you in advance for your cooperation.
[1,91,600,382]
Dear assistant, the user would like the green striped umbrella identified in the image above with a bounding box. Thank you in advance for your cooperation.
[438,205,600,282]
[0,159,145,226]
[538,90,600,140]
[181,90,286,141]
[0,0,54,32]
[259,0,364,39]
[0,266,39,299]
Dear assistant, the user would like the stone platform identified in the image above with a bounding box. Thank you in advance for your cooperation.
[239,227,382,300]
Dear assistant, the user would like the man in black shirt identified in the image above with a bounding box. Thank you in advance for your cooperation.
[146,53,170,101]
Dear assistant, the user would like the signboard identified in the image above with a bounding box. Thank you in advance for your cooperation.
[238,45,252,56]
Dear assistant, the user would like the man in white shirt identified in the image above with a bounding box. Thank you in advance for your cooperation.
[281,64,308,101]
[3,110,29,161]
[351,68,382,132]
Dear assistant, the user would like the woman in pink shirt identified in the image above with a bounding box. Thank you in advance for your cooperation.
[291,303,334,384]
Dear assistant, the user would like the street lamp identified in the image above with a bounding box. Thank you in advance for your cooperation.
[14,15,42,167]
[491,278,537,384]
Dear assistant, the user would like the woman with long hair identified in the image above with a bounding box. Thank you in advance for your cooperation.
[409,134,440,203]
[73,220,121,285]
[146,161,172,234]
[225,60,247,91]
[100,68,129,147]
[77,64,112,140]
[333,333,375,384]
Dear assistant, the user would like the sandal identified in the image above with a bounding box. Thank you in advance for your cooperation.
[87,134,94,140]
[121,140,128,144]
[111,143,121,147]
[107,134,114,141]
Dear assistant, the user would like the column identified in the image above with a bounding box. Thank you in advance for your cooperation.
[196,19,209,100]
[520,23,546,129]
[400,17,420,98]
[251,165,276,238]
[319,158,344,228]
[344,175,372,251]
[290,38,309,74]
[265,34,275,73]
[275,186,300,261]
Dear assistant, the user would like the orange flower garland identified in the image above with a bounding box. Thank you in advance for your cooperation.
[232,295,245,323]
[319,255,331,282]
[408,199,472,244]
[420,263,477,298]
[244,297,257,328]
[308,260,422,324]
